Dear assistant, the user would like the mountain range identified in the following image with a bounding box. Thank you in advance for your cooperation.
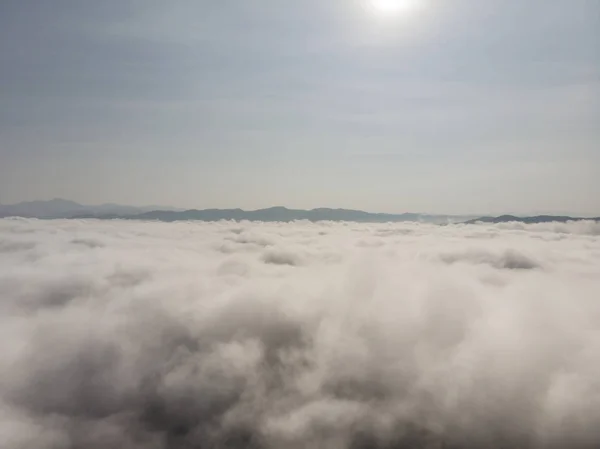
[465,215,600,224]
[0,199,472,223]
[0,199,181,219]
[1,199,598,224]
[122,207,475,224]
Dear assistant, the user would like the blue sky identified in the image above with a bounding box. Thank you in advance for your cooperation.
[1,0,598,215]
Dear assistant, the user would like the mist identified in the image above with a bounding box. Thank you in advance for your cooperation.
[1,218,599,448]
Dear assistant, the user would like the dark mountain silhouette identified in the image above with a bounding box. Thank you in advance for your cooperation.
[126,207,471,223]
[466,215,600,224]
[0,200,473,223]
[4,200,596,225]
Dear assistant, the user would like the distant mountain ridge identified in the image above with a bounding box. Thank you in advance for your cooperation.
[466,215,600,224]
[0,199,473,224]
[77,206,474,224]
[0,199,181,219]
[2,200,597,224]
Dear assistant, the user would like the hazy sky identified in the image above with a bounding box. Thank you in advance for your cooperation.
[1,0,598,215]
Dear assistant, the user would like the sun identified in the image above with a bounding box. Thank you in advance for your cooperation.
[369,0,418,16]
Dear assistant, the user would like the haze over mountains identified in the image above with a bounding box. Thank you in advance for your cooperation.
[0,199,472,223]
[115,207,477,224]
[466,215,600,224]
[0,199,182,219]
[1,199,598,224]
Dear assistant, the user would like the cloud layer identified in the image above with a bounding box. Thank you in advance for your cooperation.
[1,218,599,448]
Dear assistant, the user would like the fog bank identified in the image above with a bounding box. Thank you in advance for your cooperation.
[1,218,599,448]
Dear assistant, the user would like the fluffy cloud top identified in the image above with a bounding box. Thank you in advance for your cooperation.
[1,218,599,448]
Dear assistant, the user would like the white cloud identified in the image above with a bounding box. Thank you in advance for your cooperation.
[0,218,599,448]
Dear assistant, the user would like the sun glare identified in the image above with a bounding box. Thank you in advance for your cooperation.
[369,0,418,16]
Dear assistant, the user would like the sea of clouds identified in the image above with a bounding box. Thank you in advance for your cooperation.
[1,218,599,449]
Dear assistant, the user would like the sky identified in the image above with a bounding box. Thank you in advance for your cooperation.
[0,0,598,215]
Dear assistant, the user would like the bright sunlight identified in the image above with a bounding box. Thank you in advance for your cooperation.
[369,0,420,17]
